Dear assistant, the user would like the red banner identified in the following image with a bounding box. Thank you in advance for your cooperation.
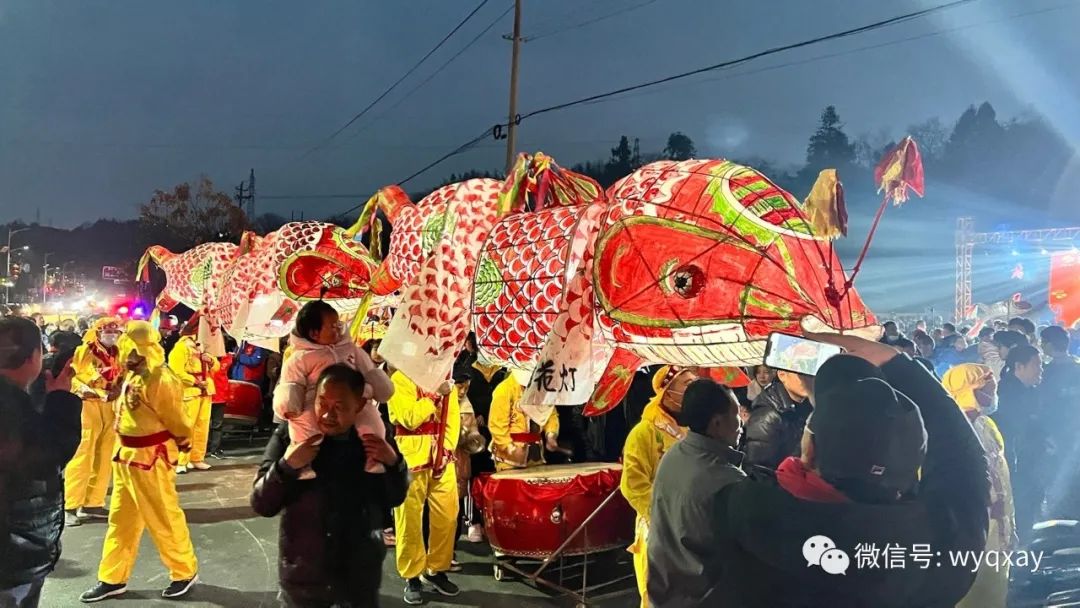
[1049,252,1080,328]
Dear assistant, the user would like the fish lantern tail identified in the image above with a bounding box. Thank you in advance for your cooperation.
[136,245,173,283]
[803,169,847,240]
[582,349,643,417]
[874,136,925,206]
[345,186,413,242]
[499,152,604,214]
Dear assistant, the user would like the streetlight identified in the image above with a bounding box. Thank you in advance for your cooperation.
[4,227,29,306]
[42,252,54,307]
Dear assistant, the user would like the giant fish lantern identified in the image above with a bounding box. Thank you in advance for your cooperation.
[519,159,880,415]
[471,154,607,374]
[349,178,503,390]
[137,241,241,316]
[209,221,378,345]
[353,178,504,296]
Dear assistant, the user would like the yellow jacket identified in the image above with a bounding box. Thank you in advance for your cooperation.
[621,400,686,520]
[72,343,122,402]
[388,371,460,471]
[168,336,219,400]
[114,365,192,469]
[488,375,559,468]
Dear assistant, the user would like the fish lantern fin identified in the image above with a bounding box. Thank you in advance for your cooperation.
[369,263,401,296]
[700,366,751,388]
[583,349,644,417]
[803,169,847,240]
[348,292,375,345]
[874,136,925,205]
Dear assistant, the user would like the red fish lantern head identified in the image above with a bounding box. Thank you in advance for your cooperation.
[594,159,878,368]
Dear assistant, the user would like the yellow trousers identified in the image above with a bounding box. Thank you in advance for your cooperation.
[98,459,198,584]
[393,462,458,580]
[629,516,649,608]
[64,400,117,510]
[178,396,211,466]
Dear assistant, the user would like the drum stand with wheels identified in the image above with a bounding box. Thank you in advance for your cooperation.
[491,487,636,607]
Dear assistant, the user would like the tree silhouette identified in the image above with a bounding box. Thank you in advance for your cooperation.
[806,106,856,169]
[663,131,697,161]
[138,176,249,250]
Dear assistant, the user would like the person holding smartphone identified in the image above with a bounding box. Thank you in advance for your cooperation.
[693,332,989,608]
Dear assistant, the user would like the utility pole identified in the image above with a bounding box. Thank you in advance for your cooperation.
[42,252,53,307]
[235,169,256,219]
[504,0,523,174]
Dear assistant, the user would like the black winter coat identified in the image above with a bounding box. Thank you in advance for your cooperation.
[0,376,82,587]
[713,356,990,607]
[250,423,409,607]
[741,382,811,471]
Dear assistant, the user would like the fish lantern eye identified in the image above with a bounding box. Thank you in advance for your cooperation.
[669,265,704,298]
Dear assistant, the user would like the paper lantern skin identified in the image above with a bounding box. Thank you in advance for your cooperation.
[138,242,239,316]
[368,179,504,391]
[1050,252,1080,328]
[210,221,377,342]
[364,179,504,296]
[593,159,878,369]
[472,202,605,370]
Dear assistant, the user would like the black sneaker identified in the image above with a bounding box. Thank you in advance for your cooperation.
[421,571,460,597]
[80,582,127,603]
[161,574,198,599]
[78,506,109,520]
[403,577,424,605]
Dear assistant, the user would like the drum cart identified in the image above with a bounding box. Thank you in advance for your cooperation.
[489,487,636,607]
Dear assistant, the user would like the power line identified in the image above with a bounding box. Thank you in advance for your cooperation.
[513,0,981,124]
[323,0,982,204]
[264,0,1071,211]
[344,2,515,142]
[300,0,491,158]
[573,1,1080,110]
[526,0,660,41]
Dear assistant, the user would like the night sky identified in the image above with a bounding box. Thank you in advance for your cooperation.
[1,0,1078,236]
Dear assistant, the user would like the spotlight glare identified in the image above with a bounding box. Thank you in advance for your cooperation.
[1011,249,1019,256]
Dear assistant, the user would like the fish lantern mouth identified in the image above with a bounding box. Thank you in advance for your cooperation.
[667,264,705,299]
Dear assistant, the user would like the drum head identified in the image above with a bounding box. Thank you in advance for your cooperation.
[491,462,621,481]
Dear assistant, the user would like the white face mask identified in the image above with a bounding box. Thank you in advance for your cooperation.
[99,334,119,348]
[980,394,999,416]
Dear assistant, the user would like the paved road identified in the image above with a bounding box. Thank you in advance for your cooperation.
[43,444,636,607]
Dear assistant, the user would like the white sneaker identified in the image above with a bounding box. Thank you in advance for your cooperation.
[189,461,212,471]
[467,524,484,543]
[176,466,188,475]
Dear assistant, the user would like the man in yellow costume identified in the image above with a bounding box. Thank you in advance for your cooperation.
[388,370,460,605]
[64,317,123,526]
[621,366,693,608]
[488,371,561,471]
[79,321,199,603]
[168,317,218,473]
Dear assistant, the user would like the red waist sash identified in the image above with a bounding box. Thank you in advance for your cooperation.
[395,421,439,436]
[510,432,542,443]
[118,430,174,448]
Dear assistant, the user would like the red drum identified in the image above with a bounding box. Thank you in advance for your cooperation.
[224,380,261,424]
[480,463,634,558]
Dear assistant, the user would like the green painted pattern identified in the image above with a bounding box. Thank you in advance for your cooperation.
[472,254,503,308]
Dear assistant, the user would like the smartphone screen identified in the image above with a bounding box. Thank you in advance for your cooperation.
[764,332,844,376]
